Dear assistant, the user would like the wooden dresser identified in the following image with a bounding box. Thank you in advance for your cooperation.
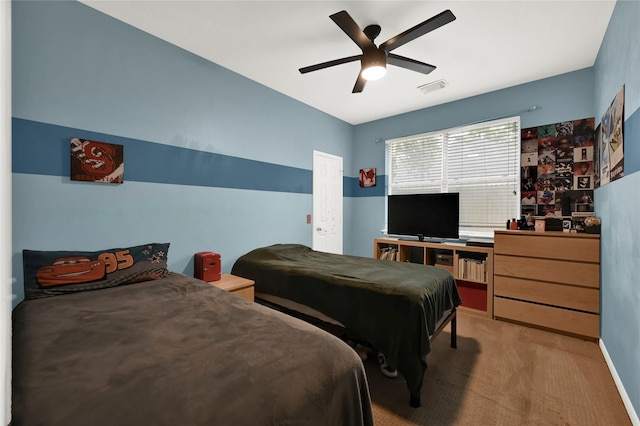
[493,230,600,340]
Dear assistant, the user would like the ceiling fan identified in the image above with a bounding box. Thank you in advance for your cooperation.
[299,9,456,93]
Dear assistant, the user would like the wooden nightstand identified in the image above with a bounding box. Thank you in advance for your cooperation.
[209,274,255,302]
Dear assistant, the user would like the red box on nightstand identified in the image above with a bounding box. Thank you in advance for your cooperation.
[194,252,221,282]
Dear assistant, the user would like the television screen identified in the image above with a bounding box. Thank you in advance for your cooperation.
[387,193,460,241]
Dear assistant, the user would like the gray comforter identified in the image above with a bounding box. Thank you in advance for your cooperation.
[12,273,373,426]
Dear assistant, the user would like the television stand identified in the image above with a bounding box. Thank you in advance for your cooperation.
[374,237,494,318]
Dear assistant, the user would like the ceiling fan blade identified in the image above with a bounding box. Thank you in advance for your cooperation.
[352,73,367,93]
[299,55,362,74]
[387,54,436,75]
[330,10,376,51]
[380,9,456,53]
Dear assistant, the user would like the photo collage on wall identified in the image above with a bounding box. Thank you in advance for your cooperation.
[520,118,596,218]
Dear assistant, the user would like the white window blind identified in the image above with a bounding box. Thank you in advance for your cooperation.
[387,117,521,238]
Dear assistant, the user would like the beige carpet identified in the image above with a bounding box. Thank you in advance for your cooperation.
[365,311,631,426]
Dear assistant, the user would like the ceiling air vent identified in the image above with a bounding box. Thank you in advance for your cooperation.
[418,79,448,94]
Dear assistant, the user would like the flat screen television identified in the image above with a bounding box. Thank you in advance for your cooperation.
[387,193,460,241]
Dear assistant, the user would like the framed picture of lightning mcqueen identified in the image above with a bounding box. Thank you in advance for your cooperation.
[70,138,124,184]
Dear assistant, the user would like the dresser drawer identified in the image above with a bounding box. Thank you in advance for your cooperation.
[494,232,599,262]
[494,276,599,313]
[494,254,599,288]
[494,297,599,339]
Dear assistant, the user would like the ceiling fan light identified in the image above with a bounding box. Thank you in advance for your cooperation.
[362,65,386,81]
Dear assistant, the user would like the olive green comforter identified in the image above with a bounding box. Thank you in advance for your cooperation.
[232,244,462,406]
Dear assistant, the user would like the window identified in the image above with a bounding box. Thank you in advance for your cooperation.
[386,117,521,239]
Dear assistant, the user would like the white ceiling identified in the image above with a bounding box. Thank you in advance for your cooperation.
[79,1,616,125]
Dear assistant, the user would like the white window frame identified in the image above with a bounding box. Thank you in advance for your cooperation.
[386,117,521,240]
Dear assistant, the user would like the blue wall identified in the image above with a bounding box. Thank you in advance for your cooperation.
[11,0,639,420]
[594,0,640,420]
[348,68,596,256]
[349,1,640,419]
[11,0,355,303]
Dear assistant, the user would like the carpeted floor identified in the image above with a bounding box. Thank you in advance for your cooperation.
[365,311,631,426]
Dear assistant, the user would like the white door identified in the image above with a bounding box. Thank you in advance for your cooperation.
[312,150,343,254]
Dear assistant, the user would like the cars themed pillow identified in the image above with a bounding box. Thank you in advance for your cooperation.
[22,243,170,300]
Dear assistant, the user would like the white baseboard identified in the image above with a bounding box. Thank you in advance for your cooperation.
[600,339,640,425]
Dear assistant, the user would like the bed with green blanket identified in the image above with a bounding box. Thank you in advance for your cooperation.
[231,243,462,407]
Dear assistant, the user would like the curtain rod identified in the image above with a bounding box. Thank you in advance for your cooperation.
[375,105,542,143]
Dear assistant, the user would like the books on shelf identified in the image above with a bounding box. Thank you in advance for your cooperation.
[458,257,487,282]
[379,247,397,261]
